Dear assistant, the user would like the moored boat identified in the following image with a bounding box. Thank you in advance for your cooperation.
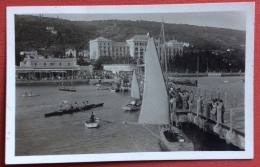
[124,37,194,151]
[122,104,141,111]
[122,70,141,111]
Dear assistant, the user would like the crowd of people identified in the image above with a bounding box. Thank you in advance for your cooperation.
[168,84,195,110]
[168,84,225,123]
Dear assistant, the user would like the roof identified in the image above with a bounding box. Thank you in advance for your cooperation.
[90,37,112,42]
[25,58,77,62]
[167,40,182,45]
[129,35,148,41]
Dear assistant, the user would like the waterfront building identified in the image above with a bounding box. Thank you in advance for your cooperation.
[89,35,183,62]
[16,56,93,80]
[89,37,130,60]
[89,37,112,59]
[126,35,183,61]
[111,42,130,60]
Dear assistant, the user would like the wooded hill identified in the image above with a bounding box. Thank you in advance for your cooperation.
[15,15,246,72]
[15,15,245,52]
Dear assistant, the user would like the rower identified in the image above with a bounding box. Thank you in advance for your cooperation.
[90,112,95,123]
[58,105,63,111]
[86,101,89,106]
[70,104,74,110]
[24,92,27,96]
[75,102,78,108]
[29,92,33,96]
[83,101,86,107]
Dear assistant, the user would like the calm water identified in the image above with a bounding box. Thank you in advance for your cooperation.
[15,76,244,156]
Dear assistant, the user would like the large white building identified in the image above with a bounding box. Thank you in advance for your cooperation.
[89,35,183,61]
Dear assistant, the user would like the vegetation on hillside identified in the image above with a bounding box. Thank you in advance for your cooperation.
[15,15,246,72]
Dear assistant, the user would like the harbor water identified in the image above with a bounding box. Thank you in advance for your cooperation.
[15,76,244,156]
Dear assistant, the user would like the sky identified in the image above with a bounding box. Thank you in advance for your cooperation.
[42,11,246,31]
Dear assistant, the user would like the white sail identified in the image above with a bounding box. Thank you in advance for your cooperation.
[138,37,170,125]
[130,70,140,99]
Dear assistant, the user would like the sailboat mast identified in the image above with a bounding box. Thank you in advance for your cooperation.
[161,17,171,125]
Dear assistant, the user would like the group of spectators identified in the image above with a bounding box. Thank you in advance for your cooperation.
[168,84,226,123]
[168,84,195,110]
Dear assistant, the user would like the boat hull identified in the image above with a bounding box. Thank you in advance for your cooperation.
[85,119,100,128]
[122,105,140,111]
[159,126,194,151]
[59,88,77,92]
[44,103,104,118]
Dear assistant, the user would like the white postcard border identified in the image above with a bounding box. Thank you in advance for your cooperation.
[6,3,254,164]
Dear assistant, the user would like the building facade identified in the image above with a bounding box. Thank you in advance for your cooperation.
[20,57,77,69]
[90,35,183,61]
[102,64,135,74]
[89,37,112,59]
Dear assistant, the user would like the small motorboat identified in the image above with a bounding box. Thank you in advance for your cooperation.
[85,118,100,128]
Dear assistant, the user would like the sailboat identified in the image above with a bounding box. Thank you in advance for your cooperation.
[59,69,77,92]
[122,70,142,111]
[124,37,194,151]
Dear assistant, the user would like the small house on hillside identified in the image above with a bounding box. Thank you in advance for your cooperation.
[65,48,76,58]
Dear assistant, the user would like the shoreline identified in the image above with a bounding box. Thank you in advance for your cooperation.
[16,79,90,86]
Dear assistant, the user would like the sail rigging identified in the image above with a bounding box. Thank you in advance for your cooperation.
[138,37,170,125]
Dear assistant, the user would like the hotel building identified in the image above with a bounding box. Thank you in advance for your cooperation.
[89,35,183,61]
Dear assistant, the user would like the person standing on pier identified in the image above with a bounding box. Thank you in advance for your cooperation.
[218,99,225,123]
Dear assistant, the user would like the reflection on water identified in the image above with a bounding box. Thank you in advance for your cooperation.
[15,76,244,155]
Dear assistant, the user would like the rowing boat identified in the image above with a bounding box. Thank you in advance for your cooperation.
[85,118,100,128]
[44,103,104,117]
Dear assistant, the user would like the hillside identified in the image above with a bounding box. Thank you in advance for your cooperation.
[15,15,246,52]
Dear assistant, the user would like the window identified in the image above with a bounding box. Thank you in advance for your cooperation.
[60,63,61,66]
[44,63,46,66]
[68,63,70,66]
[35,63,37,66]
[50,63,55,66]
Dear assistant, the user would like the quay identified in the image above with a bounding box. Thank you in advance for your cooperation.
[16,79,90,86]
[171,86,245,150]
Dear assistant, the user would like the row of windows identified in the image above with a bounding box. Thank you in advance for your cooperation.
[99,46,129,50]
[134,42,147,46]
[99,42,110,46]
[33,62,71,66]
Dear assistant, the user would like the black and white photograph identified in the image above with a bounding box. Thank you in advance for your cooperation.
[6,3,254,164]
